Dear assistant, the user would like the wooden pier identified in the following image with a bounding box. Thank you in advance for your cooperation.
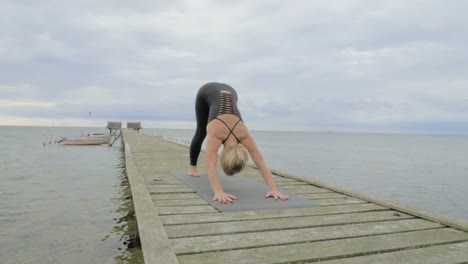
[122,129,468,264]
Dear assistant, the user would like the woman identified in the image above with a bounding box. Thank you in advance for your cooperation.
[189,82,289,203]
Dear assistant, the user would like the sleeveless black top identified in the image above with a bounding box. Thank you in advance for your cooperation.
[196,82,243,144]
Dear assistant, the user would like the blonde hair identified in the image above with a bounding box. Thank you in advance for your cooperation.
[221,144,249,176]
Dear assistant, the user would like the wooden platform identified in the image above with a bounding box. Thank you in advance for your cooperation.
[122,130,468,264]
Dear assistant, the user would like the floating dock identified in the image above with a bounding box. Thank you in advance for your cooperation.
[122,129,468,264]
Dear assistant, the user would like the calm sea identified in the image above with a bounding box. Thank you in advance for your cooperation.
[1,126,467,263]
[0,126,143,264]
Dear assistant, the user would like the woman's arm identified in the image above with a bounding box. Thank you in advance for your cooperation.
[242,135,289,200]
[205,135,238,203]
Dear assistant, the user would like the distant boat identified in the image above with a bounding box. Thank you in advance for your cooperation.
[62,136,110,146]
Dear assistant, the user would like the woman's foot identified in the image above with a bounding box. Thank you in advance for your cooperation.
[188,165,200,177]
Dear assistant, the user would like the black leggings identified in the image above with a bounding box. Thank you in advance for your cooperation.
[189,91,209,166]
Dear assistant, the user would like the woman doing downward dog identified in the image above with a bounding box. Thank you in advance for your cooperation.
[189,82,289,204]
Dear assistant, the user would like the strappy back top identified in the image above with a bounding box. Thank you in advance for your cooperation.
[218,91,240,117]
[215,117,242,144]
[197,82,243,123]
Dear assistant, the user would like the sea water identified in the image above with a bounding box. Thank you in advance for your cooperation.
[0,126,143,264]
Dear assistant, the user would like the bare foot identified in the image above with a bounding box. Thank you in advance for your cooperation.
[188,165,200,177]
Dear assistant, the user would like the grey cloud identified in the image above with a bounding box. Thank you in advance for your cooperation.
[1,0,467,133]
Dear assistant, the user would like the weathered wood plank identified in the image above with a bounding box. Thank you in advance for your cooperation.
[142,175,185,182]
[161,203,386,225]
[271,169,468,232]
[298,193,348,199]
[138,171,182,179]
[123,141,179,264]
[321,241,468,264]
[314,197,367,206]
[281,185,332,193]
[147,184,189,188]
[146,180,185,186]
[154,198,209,207]
[171,219,443,254]
[273,177,307,182]
[157,205,218,215]
[152,193,202,200]
[165,210,413,238]
[274,181,310,186]
[177,229,468,264]
[147,186,195,194]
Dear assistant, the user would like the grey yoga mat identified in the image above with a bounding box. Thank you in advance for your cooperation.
[170,170,318,212]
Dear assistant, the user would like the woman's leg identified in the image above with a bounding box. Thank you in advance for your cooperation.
[189,92,209,167]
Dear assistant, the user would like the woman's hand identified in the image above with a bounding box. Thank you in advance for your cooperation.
[265,190,289,201]
[212,192,238,203]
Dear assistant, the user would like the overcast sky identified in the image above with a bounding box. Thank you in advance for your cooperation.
[1,0,467,134]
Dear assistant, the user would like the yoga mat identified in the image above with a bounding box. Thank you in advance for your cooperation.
[171,170,318,212]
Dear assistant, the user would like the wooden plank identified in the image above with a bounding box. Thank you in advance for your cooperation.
[165,210,414,238]
[161,203,387,225]
[147,186,195,194]
[146,182,186,186]
[271,169,468,232]
[321,241,468,264]
[143,173,183,180]
[123,141,179,264]
[270,177,300,185]
[152,193,201,200]
[315,198,367,206]
[146,180,185,186]
[157,205,218,215]
[272,177,309,182]
[275,181,310,186]
[177,229,468,264]
[144,176,182,182]
[298,193,348,199]
[154,198,208,207]
[148,184,191,190]
[280,185,332,193]
[171,219,443,254]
